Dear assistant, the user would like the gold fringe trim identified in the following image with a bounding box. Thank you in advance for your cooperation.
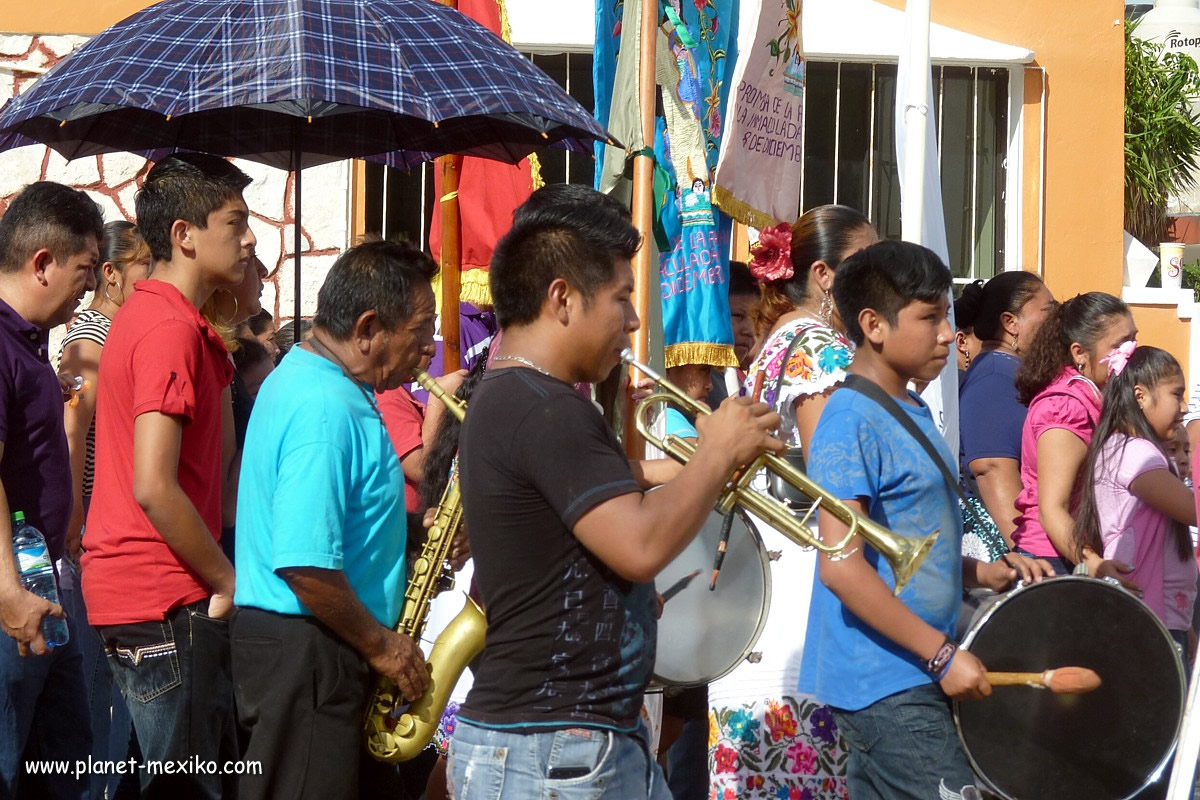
[528,151,544,190]
[712,183,780,231]
[497,0,513,44]
[432,269,493,311]
[664,342,739,369]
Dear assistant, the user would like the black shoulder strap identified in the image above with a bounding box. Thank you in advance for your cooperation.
[841,374,970,508]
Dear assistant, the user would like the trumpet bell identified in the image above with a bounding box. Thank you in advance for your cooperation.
[620,349,937,595]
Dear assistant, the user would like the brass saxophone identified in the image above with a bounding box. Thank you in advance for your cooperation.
[364,369,487,763]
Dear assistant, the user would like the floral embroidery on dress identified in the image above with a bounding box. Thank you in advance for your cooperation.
[709,696,849,799]
[433,700,459,756]
[744,317,854,447]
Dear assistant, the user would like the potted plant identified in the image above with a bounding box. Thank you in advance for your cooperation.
[1125,20,1200,248]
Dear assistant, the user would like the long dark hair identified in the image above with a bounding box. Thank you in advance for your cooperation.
[1073,346,1191,562]
[954,271,1046,341]
[421,349,489,510]
[753,204,872,335]
[1015,292,1129,405]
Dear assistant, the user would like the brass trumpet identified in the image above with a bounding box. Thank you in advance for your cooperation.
[622,349,936,594]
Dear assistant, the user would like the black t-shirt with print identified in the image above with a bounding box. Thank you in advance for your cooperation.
[458,367,654,730]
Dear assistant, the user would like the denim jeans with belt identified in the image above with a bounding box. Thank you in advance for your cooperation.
[99,600,237,800]
[447,718,672,800]
[832,683,980,800]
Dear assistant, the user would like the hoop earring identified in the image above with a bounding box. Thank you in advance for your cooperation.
[819,290,833,327]
[218,289,240,324]
[103,281,122,307]
[1011,332,1019,354]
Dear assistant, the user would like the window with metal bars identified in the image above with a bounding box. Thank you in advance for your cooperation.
[803,62,1008,283]
[362,51,594,247]
[362,55,1009,285]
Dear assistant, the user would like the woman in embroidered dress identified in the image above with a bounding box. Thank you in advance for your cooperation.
[1010,292,1138,579]
[708,205,875,800]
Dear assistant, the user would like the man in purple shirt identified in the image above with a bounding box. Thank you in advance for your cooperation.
[0,182,102,797]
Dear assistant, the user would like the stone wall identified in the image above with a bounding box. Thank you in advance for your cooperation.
[0,33,354,355]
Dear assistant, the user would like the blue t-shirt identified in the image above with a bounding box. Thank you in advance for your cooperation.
[664,408,699,439]
[799,386,963,711]
[234,347,407,626]
[959,350,1025,477]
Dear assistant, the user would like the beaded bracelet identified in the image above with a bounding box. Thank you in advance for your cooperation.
[926,636,958,680]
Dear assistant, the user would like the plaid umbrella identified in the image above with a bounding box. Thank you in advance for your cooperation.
[0,0,616,321]
[0,0,612,169]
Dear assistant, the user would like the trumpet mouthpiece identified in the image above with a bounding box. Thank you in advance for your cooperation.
[620,348,636,364]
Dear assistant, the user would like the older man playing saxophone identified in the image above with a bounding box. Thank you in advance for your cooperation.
[231,240,438,800]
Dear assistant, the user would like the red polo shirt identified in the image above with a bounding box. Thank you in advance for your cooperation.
[377,385,425,512]
[82,280,233,625]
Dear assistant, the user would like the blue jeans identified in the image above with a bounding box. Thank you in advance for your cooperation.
[99,601,237,800]
[59,558,139,800]
[0,560,91,799]
[448,719,672,800]
[832,683,979,800]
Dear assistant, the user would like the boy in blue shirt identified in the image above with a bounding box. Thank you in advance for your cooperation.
[801,241,1051,800]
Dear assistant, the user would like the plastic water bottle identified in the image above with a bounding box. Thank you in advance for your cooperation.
[11,511,68,647]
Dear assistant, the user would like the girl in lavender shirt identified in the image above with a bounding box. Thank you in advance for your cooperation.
[1073,345,1196,654]
[1011,292,1137,578]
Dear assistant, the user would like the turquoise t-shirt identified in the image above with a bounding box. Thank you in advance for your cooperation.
[664,407,699,439]
[234,347,407,626]
[799,386,963,711]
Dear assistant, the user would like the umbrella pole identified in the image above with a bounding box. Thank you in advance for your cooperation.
[294,145,303,338]
[624,0,657,460]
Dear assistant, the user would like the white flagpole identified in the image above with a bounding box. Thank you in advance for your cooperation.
[900,0,930,245]
[897,0,959,464]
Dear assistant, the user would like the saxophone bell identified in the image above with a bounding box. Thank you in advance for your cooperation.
[363,370,487,763]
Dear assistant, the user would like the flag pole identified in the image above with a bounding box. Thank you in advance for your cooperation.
[625,0,657,459]
[898,0,959,461]
[900,0,930,245]
[437,0,463,374]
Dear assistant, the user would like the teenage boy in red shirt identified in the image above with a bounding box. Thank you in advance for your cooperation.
[83,153,255,799]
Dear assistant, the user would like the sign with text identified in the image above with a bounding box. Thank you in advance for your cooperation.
[712,0,804,230]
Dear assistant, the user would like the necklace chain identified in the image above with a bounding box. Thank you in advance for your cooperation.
[307,335,387,428]
[492,355,553,376]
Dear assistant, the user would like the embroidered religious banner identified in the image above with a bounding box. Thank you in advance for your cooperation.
[711,0,804,230]
[654,0,740,368]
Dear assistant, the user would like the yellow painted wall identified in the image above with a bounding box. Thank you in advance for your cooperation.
[1131,305,1188,356]
[6,1,152,35]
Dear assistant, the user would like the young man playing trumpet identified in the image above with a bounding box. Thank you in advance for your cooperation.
[449,186,784,800]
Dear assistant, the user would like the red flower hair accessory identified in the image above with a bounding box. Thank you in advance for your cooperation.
[749,222,794,282]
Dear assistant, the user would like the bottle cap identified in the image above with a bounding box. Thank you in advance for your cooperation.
[11,511,24,522]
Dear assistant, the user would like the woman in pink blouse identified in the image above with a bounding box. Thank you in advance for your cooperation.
[1011,292,1138,581]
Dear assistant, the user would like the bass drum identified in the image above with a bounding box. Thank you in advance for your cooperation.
[955,576,1185,800]
[652,507,771,686]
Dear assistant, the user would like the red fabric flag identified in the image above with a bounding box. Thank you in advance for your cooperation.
[428,0,536,306]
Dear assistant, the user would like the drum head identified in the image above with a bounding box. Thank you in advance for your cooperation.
[956,577,1185,800]
[652,508,771,686]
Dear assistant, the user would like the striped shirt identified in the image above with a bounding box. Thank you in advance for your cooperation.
[59,309,111,497]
